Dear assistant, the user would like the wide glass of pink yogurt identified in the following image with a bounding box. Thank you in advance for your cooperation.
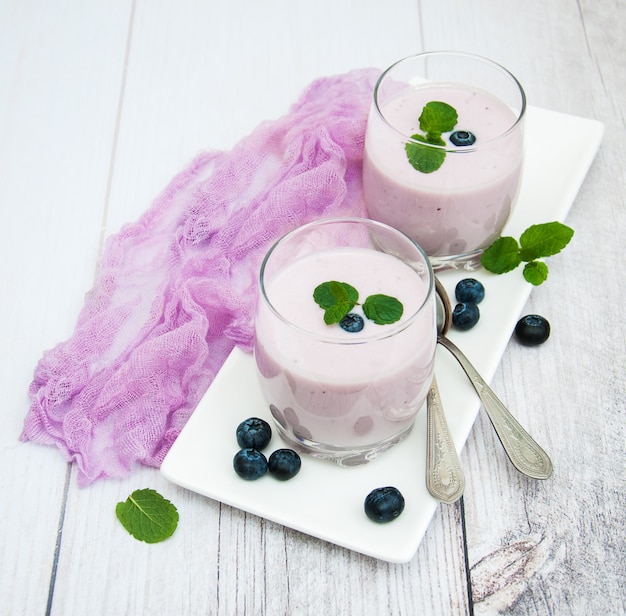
[254,218,436,466]
[363,51,526,269]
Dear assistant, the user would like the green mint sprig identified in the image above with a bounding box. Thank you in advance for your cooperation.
[480,221,574,285]
[116,488,179,543]
[405,101,458,174]
[313,281,403,325]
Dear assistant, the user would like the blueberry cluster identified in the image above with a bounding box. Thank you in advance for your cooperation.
[451,277,551,345]
[452,278,485,331]
[233,417,301,481]
[233,418,406,524]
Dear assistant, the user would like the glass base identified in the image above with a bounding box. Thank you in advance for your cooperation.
[272,420,416,467]
[429,248,484,272]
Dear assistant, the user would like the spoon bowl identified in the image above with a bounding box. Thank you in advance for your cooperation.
[435,279,553,480]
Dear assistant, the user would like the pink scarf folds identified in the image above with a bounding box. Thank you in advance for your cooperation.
[22,68,380,486]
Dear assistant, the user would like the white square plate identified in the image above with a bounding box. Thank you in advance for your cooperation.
[161,106,603,563]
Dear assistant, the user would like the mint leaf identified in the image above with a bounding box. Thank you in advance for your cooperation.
[313,281,358,324]
[405,138,446,174]
[323,300,354,325]
[415,133,446,147]
[481,221,574,285]
[480,236,522,274]
[405,101,458,174]
[314,282,404,326]
[116,488,179,544]
[519,222,574,261]
[419,101,458,135]
[523,260,549,285]
[313,281,357,309]
[362,294,404,325]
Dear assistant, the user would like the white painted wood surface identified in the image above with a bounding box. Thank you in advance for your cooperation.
[1,0,624,614]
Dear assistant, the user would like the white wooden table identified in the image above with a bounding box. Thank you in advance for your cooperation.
[2,1,624,614]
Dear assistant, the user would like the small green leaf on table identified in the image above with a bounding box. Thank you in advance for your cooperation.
[116,488,179,544]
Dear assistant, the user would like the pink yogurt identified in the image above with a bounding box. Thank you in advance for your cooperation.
[254,246,436,453]
[363,85,524,258]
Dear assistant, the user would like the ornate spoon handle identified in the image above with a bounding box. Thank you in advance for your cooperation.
[437,335,553,480]
[426,374,465,503]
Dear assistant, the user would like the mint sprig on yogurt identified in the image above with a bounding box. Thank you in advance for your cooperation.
[313,281,358,324]
[481,221,574,285]
[405,101,458,174]
[313,281,403,327]
[418,101,458,138]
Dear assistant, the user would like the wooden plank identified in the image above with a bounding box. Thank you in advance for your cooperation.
[423,1,626,614]
[101,0,429,234]
[0,1,133,613]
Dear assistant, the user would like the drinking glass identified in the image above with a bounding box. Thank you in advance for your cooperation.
[254,217,436,466]
[363,51,526,270]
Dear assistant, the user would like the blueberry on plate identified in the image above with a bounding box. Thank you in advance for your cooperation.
[364,486,405,523]
[233,448,268,480]
[236,417,272,450]
[340,312,364,333]
[514,314,551,346]
[455,278,485,304]
[268,449,302,480]
[449,130,476,147]
[452,302,480,331]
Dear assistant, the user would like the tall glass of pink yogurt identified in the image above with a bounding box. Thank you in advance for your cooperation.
[254,218,436,466]
[363,51,526,270]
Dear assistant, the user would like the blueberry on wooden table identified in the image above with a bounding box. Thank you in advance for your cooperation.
[514,314,551,346]
[233,448,268,480]
[268,449,301,480]
[236,417,272,450]
[364,486,405,523]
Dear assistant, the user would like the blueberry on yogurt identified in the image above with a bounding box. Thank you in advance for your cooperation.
[339,313,364,333]
[450,130,476,146]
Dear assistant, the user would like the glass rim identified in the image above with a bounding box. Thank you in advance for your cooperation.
[258,217,435,345]
[372,50,527,153]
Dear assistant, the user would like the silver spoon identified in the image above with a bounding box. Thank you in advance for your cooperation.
[425,278,466,503]
[435,279,553,480]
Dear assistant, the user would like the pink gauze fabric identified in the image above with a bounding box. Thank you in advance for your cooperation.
[21,68,380,486]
